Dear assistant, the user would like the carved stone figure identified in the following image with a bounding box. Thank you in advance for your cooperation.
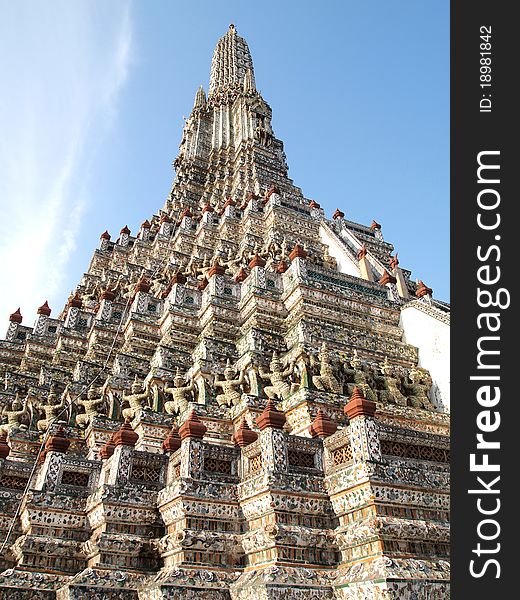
[121,376,151,420]
[404,367,434,410]
[376,356,407,406]
[164,368,194,414]
[214,360,246,407]
[258,352,298,401]
[343,350,377,402]
[0,393,29,434]
[312,343,342,393]
[34,385,68,433]
[76,379,109,428]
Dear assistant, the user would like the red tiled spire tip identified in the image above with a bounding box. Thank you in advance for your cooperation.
[0,433,11,459]
[344,386,376,420]
[256,398,286,431]
[113,418,139,448]
[9,308,23,323]
[69,292,83,309]
[208,258,226,277]
[333,208,345,220]
[171,270,187,285]
[99,431,117,460]
[370,220,381,230]
[276,260,288,274]
[100,230,111,240]
[202,203,215,214]
[232,418,259,447]
[44,426,71,455]
[136,277,151,293]
[160,214,172,224]
[120,225,131,235]
[416,280,433,298]
[289,244,307,261]
[162,426,182,453]
[379,269,397,286]
[141,219,151,229]
[198,276,209,291]
[223,197,236,208]
[309,200,321,209]
[179,409,207,440]
[309,408,337,439]
[266,184,280,199]
[180,207,192,219]
[37,301,51,316]
[248,253,266,269]
[234,266,249,283]
[389,254,399,269]
[357,244,367,260]
[101,289,116,301]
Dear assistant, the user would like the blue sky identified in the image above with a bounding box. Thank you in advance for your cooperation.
[0,0,449,327]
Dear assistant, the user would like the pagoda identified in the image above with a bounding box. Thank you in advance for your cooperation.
[0,25,450,599]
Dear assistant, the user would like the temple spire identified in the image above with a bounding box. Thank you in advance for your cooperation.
[209,24,256,96]
[193,85,206,109]
[243,68,255,93]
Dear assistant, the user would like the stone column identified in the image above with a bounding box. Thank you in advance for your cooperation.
[344,387,381,463]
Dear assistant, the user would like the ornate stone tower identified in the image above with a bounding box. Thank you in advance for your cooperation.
[0,26,450,599]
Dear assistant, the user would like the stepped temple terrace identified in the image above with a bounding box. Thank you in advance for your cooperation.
[0,25,450,600]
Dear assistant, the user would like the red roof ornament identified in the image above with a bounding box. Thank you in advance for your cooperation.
[100,230,111,240]
[44,426,71,455]
[389,254,399,270]
[120,225,131,235]
[135,277,151,293]
[100,289,116,301]
[266,185,280,199]
[234,266,249,283]
[179,409,207,440]
[276,260,288,274]
[370,220,381,230]
[112,418,139,448]
[289,244,307,261]
[99,432,117,460]
[308,408,337,439]
[332,208,345,220]
[69,292,83,309]
[256,398,286,431]
[160,214,172,224]
[0,433,11,459]
[201,203,215,214]
[180,208,192,219]
[248,253,266,269]
[379,269,397,286]
[416,280,433,298]
[140,219,151,229]
[232,418,259,447]
[37,301,52,316]
[357,244,368,260]
[9,308,23,324]
[309,200,321,209]
[162,426,182,453]
[344,386,376,420]
[171,270,187,285]
[223,197,236,208]
[198,277,209,291]
[208,258,226,277]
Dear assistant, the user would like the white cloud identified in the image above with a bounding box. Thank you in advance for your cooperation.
[0,1,133,329]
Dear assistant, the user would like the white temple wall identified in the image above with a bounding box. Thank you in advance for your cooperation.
[400,304,450,412]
